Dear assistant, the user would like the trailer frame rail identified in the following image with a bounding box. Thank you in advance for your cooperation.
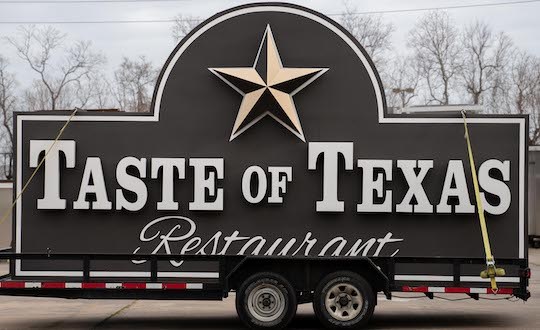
[0,251,530,301]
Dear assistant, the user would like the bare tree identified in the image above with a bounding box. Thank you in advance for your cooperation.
[384,56,421,110]
[510,52,540,144]
[23,81,50,111]
[171,14,202,43]
[22,78,95,111]
[485,48,514,115]
[113,56,158,113]
[461,21,513,105]
[87,73,114,109]
[512,52,538,114]
[7,25,105,110]
[339,4,394,66]
[530,75,540,144]
[65,73,114,110]
[409,11,462,105]
[0,56,16,179]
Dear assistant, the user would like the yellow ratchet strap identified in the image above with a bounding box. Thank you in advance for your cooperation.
[0,108,79,226]
[461,111,505,292]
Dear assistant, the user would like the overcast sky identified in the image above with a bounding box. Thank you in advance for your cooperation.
[0,0,539,85]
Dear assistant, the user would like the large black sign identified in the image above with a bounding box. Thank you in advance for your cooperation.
[13,3,526,281]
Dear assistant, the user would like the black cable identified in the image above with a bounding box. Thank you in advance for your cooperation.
[0,0,192,3]
[434,295,473,301]
[327,0,540,16]
[478,295,519,301]
[389,294,521,301]
[391,295,428,299]
[0,19,186,24]
[0,0,539,24]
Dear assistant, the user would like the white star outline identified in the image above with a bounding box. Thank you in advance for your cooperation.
[209,25,329,142]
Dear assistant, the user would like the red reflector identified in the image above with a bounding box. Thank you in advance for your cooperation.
[489,288,513,295]
[41,282,65,289]
[163,283,187,290]
[123,283,146,289]
[445,287,470,293]
[402,286,428,292]
[1,282,25,288]
[82,283,106,289]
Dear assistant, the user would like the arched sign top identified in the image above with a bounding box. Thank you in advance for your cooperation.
[151,2,387,125]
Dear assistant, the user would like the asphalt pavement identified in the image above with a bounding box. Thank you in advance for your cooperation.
[0,250,538,329]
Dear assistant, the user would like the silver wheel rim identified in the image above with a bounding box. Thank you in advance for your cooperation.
[324,283,363,322]
[247,283,286,323]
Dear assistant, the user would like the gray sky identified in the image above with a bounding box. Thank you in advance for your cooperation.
[0,0,539,85]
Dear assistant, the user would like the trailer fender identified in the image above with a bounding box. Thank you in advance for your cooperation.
[225,257,389,298]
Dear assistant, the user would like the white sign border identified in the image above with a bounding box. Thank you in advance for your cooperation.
[15,4,526,277]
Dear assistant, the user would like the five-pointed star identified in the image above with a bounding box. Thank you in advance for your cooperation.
[209,25,328,142]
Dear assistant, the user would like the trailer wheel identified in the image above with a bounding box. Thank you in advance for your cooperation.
[313,271,375,329]
[236,272,297,329]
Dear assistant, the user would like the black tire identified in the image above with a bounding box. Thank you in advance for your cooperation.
[236,272,297,329]
[313,271,375,329]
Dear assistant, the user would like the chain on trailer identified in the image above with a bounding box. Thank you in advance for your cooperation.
[0,108,79,227]
[461,111,506,292]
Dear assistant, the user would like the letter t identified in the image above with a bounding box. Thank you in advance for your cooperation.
[308,142,353,212]
[29,140,76,210]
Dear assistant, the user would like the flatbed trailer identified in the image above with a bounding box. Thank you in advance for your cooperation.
[0,250,530,300]
[0,249,531,329]
[4,2,532,329]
